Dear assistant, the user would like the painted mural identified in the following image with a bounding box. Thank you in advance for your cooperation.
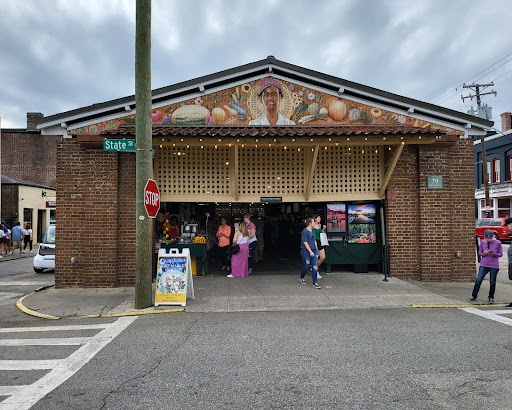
[72,77,456,135]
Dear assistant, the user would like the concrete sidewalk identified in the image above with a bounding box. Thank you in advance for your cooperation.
[19,271,512,319]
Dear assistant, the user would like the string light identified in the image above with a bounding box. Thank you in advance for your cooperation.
[242,144,244,148]
[187,145,189,148]
[347,138,350,141]
[201,145,204,149]
[199,138,203,142]
[159,144,162,148]
[255,144,258,148]
[324,146,327,150]
[328,138,332,141]
[375,149,378,153]
[335,142,339,146]
[180,139,183,142]
[215,145,217,149]
[173,143,175,147]
[268,143,271,147]
[298,148,301,152]
[284,146,287,150]
[362,149,365,154]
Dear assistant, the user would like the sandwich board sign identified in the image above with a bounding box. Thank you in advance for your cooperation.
[155,248,195,306]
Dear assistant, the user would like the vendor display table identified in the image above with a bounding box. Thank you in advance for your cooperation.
[165,243,209,276]
[324,241,381,273]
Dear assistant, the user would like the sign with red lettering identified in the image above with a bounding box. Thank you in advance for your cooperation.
[144,179,160,218]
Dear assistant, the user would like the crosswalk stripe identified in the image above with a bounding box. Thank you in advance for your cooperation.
[0,337,91,346]
[0,316,137,410]
[0,386,27,396]
[460,307,512,326]
[0,282,52,286]
[0,359,63,370]
[0,324,110,333]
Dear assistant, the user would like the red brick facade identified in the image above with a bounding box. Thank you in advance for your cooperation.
[386,137,475,281]
[55,137,136,287]
[1,185,19,224]
[1,113,57,188]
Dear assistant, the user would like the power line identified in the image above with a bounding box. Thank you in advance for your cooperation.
[432,52,512,104]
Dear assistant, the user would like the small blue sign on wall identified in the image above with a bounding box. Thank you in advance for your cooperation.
[427,176,443,189]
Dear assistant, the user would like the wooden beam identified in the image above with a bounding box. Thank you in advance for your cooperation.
[234,144,239,201]
[305,145,319,201]
[378,142,405,198]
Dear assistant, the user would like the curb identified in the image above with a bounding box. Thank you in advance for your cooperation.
[16,294,61,320]
[412,303,508,308]
[16,290,185,320]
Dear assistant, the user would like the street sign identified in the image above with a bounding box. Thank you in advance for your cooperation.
[144,179,160,218]
[103,139,156,157]
[103,139,136,152]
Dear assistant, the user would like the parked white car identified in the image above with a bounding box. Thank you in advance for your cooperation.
[33,225,55,273]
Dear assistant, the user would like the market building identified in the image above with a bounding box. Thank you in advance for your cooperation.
[36,57,492,288]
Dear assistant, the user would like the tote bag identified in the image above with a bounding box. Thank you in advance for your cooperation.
[320,232,329,247]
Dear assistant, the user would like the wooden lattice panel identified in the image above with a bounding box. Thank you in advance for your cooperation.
[312,145,382,197]
[156,146,230,201]
[238,147,305,197]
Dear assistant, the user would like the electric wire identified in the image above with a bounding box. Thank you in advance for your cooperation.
[432,52,512,105]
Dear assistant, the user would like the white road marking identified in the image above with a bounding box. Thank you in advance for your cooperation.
[0,337,91,346]
[0,324,109,333]
[0,316,137,410]
[0,359,64,371]
[0,386,27,396]
[0,282,53,286]
[460,307,512,326]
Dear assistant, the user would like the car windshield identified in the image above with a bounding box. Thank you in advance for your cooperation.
[42,225,56,244]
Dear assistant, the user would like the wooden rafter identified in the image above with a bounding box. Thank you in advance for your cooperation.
[305,145,319,201]
[378,142,405,198]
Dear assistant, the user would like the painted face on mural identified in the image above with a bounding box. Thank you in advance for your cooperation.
[261,86,280,112]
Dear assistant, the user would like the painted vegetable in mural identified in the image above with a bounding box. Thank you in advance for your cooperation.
[211,107,226,124]
[152,111,163,122]
[327,99,348,121]
[171,105,210,125]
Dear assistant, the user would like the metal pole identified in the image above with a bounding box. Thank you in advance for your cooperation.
[135,0,153,309]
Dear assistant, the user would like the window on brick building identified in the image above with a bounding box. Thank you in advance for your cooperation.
[508,155,512,181]
[498,198,511,218]
[486,160,492,183]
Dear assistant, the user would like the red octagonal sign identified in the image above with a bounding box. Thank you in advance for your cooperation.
[144,179,160,219]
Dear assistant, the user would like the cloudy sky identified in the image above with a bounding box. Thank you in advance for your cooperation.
[1,0,511,130]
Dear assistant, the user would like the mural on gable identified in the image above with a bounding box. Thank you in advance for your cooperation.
[72,77,456,135]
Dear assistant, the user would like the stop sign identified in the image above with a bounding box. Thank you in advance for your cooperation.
[144,179,160,218]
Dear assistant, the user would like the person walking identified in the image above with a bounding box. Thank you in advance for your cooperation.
[244,214,257,274]
[313,215,327,279]
[502,218,512,309]
[470,229,502,304]
[0,222,8,258]
[299,217,321,289]
[228,221,249,278]
[23,223,33,253]
[10,222,24,255]
[215,217,232,272]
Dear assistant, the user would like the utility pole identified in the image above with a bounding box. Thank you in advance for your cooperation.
[135,0,153,309]
[462,83,497,217]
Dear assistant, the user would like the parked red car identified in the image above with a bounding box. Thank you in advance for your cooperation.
[475,218,512,241]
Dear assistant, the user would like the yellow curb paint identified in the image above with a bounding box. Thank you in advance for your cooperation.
[412,303,507,308]
[16,295,61,320]
[75,308,184,319]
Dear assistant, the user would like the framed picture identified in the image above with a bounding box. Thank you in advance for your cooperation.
[348,204,376,224]
[348,224,376,243]
[326,204,346,233]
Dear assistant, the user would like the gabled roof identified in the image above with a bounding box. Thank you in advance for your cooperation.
[37,56,493,130]
[1,175,54,190]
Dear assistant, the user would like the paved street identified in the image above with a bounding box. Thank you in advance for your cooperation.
[1,257,512,409]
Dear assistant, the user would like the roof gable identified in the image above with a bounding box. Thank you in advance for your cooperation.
[37,57,492,134]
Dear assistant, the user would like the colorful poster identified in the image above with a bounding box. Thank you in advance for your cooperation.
[155,248,194,306]
[348,204,376,224]
[348,224,377,244]
[326,204,346,233]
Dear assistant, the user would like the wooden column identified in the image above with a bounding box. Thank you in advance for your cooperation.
[305,145,319,201]
[378,142,405,198]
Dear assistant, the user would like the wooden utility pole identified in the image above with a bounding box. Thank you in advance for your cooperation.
[462,83,497,217]
[135,0,153,309]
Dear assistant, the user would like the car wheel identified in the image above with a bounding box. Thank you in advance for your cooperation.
[34,268,44,273]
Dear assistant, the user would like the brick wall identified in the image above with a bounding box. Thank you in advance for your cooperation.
[117,153,136,286]
[1,130,57,187]
[1,185,19,226]
[386,137,475,281]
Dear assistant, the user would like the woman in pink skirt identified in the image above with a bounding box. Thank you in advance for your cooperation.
[228,221,249,278]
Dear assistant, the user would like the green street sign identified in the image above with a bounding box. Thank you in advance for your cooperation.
[103,139,136,152]
[103,139,156,157]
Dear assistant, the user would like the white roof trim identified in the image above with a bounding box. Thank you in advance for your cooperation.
[474,128,512,145]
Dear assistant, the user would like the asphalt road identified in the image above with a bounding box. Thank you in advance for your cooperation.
[1,256,512,409]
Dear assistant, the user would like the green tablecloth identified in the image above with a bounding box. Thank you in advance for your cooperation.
[164,243,209,275]
[324,242,381,265]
